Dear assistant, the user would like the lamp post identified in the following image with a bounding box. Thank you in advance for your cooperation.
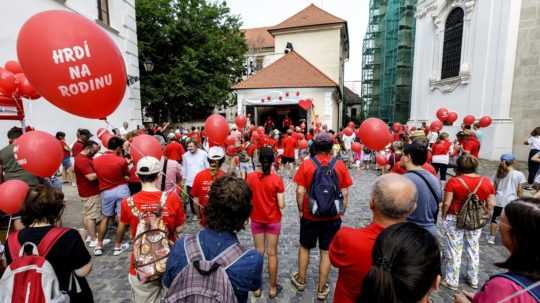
[143,58,154,73]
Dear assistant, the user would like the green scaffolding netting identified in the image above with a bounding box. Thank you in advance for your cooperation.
[361,0,416,123]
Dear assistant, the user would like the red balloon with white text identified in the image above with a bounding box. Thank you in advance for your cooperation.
[17,10,127,118]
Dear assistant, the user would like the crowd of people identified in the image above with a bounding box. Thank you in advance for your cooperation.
[0,118,539,303]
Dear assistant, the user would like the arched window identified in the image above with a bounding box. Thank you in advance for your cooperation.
[441,8,464,79]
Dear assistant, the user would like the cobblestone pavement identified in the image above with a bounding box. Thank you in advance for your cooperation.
[61,160,517,303]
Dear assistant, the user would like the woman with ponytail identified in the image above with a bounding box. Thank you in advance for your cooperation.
[488,154,526,245]
[246,147,285,298]
[358,222,441,303]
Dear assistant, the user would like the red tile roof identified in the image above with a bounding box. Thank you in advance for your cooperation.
[268,4,345,33]
[242,27,274,49]
[233,51,337,90]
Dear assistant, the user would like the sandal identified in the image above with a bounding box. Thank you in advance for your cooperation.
[253,289,262,298]
[317,283,330,301]
[113,243,130,256]
[290,272,305,291]
[268,284,283,299]
[93,247,103,256]
[441,280,458,291]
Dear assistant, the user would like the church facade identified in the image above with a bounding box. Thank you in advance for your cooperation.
[410,0,540,160]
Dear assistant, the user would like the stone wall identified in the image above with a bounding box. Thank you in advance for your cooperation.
[511,0,540,161]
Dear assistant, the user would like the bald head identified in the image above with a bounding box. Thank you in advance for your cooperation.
[371,173,417,220]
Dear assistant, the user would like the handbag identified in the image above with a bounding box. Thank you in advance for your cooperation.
[455,177,491,230]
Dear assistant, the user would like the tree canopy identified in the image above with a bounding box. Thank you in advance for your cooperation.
[136,0,247,122]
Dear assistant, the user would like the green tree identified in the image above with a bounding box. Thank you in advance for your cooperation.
[136,0,247,122]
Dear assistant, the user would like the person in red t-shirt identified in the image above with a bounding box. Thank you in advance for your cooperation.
[92,137,131,256]
[117,156,185,302]
[246,147,285,298]
[74,140,101,246]
[72,128,92,157]
[329,173,417,303]
[164,134,185,163]
[290,132,353,301]
[56,131,74,184]
[431,132,452,180]
[441,154,495,290]
[281,129,297,177]
[191,146,226,226]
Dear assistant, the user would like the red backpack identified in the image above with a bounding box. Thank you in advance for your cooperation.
[0,227,70,303]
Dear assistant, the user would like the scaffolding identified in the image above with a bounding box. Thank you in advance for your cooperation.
[361,0,416,123]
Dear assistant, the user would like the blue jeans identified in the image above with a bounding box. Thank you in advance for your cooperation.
[100,184,130,217]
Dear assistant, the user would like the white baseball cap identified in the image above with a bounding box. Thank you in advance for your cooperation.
[208,146,225,160]
[136,156,161,175]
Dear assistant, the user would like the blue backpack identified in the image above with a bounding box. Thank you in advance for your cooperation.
[308,157,344,217]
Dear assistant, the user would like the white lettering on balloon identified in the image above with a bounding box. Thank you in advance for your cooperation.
[52,40,114,97]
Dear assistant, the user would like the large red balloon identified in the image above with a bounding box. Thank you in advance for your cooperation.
[351,142,362,153]
[436,108,449,122]
[447,112,458,124]
[5,60,24,74]
[463,115,476,126]
[0,68,17,96]
[298,139,308,149]
[392,122,402,133]
[130,134,163,164]
[358,118,392,151]
[204,114,230,146]
[235,115,247,129]
[0,180,29,215]
[430,120,443,132]
[14,131,64,177]
[97,128,114,148]
[17,10,127,118]
[343,127,354,136]
[375,153,387,166]
[479,116,492,128]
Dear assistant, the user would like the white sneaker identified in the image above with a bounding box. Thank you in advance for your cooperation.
[487,236,496,245]
[113,242,130,256]
[88,238,111,248]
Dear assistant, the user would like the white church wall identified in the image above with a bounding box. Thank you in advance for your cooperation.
[410,0,522,160]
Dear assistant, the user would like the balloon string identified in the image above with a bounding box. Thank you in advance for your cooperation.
[496,280,540,303]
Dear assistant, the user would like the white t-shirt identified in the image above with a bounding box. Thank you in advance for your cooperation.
[119,127,129,137]
[528,136,540,150]
[342,134,355,150]
[182,149,209,187]
[428,132,438,144]
[494,169,526,207]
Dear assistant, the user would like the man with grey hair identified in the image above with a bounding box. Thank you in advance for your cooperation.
[329,173,417,303]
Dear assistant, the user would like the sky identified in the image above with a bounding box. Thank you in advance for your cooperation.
[224,0,370,86]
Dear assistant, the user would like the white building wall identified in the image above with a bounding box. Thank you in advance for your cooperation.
[273,27,342,84]
[410,0,522,160]
[0,0,142,146]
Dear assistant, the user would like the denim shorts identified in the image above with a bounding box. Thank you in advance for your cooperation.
[62,156,72,169]
[101,184,130,217]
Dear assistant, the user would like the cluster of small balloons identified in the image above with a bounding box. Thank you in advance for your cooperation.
[430,108,492,132]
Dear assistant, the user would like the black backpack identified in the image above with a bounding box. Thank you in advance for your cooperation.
[308,157,344,217]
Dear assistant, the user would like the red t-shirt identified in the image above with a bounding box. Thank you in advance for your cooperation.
[60,141,70,158]
[330,223,385,303]
[128,166,140,183]
[72,140,84,157]
[432,140,451,155]
[191,169,225,225]
[282,136,297,158]
[164,141,185,161]
[73,154,100,197]
[445,175,495,215]
[461,137,481,157]
[93,152,129,191]
[293,154,353,221]
[246,172,285,224]
[120,191,186,276]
